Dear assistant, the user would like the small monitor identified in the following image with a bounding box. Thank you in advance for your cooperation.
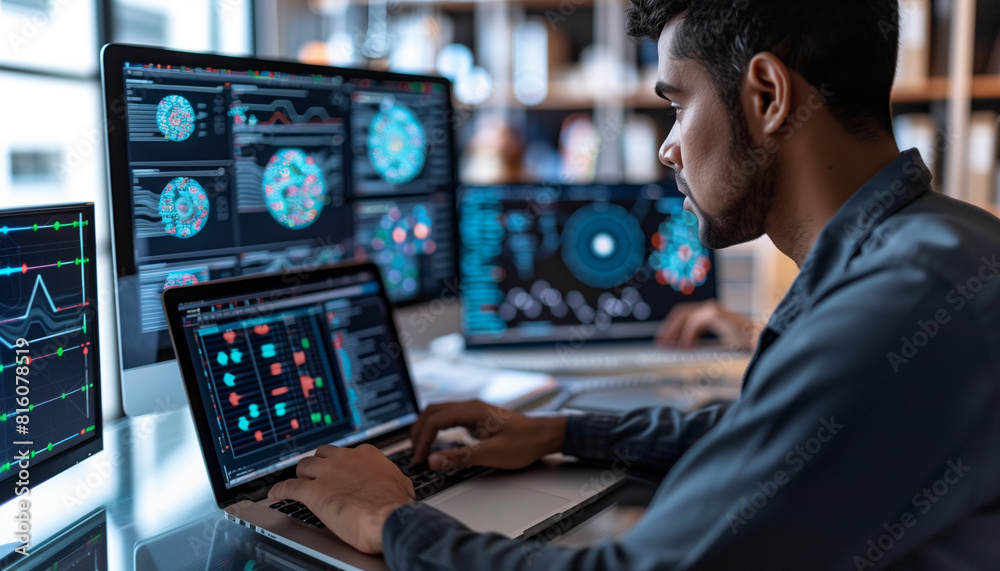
[459,182,717,346]
[101,44,457,415]
[0,203,102,505]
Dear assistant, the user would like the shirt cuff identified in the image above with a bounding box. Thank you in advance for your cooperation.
[561,413,621,463]
[382,502,462,567]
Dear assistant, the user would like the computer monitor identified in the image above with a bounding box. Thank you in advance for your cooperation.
[101,44,457,415]
[459,182,718,347]
[0,204,102,505]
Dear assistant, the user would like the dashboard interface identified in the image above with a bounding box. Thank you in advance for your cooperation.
[174,270,418,489]
[460,183,717,346]
[108,52,456,369]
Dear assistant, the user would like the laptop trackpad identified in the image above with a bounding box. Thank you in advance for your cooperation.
[431,484,569,536]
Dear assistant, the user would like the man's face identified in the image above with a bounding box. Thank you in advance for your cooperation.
[656,19,778,249]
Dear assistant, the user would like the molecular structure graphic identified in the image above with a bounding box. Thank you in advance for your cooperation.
[648,205,711,295]
[163,272,200,290]
[370,203,435,296]
[262,148,327,230]
[156,95,196,142]
[368,99,426,184]
[159,177,210,239]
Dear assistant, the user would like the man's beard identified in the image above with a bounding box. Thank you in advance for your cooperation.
[679,111,779,249]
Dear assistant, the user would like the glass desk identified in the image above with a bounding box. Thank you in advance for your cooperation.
[1,354,746,570]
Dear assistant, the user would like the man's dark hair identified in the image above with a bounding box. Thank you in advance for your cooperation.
[625,0,900,140]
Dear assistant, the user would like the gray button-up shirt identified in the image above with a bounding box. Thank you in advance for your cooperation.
[383,149,1000,570]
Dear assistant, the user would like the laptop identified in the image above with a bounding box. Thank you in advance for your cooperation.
[457,182,729,373]
[162,261,623,570]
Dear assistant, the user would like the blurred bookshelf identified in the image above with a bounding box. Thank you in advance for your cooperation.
[254,0,1000,318]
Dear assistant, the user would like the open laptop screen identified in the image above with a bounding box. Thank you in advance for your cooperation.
[169,266,418,490]
[459,182,718,347]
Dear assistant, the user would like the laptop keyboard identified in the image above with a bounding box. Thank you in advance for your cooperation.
[387,442,492,500]
[268,442,491,527]
[268,498,326,528]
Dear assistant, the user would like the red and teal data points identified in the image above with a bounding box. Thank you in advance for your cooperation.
[159,177,210,238]
[649,207,711,295]
[262,148,327,230]
[162,271,200,289]
[156,95,196,142]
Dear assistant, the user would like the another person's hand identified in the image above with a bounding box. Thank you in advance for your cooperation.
[410,400,566,471]
[268,444,414,554]
[656,299,756,351]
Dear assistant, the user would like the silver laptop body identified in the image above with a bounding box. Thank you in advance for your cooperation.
[163,263,623,570]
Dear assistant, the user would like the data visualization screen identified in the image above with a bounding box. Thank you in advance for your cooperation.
[175,271,418,488]
[0,204,101,503]
[108,52,457,370]
[460,183,717,346]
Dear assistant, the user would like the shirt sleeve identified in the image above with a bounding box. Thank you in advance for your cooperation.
[561,404,730,474]
[383,263,999,570]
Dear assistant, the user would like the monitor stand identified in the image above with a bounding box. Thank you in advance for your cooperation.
[121,360,188,416]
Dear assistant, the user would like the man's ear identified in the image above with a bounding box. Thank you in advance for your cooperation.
[742,52,792,140]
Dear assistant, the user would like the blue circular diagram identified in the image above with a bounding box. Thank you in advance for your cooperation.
[262,148,327,229]
[159,177,209,239]
[648,206,711,295]
[368,101,426,184]
[156,95,196,142]
[561,203,644,289]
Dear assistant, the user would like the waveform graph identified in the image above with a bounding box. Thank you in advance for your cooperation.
[156,94,196,142]
[261,148,327,230]
[367,99,427,184]
[1,206,100,490]
[648,201,711,295]
[159,176,210,238]
[560,202,645,289]
[197,312,345,458]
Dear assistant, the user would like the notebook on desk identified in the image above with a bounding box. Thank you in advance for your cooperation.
[458,182,726,373]
[162,262,624,570]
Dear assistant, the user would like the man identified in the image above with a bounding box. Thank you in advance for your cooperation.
[269,1,1000,568]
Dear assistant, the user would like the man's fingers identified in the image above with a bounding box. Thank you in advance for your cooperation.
[296,455,322,479]
[427,445,481,471]
[268,477,317,503]
[410,402,483,463]
[656,303,697,346]
[678,305,717,347]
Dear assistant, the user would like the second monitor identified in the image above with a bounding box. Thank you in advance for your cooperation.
[460,182,717,346]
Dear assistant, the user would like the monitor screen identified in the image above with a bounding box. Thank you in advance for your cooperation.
[459,183,717,346]
[0,204,102,504]
[102,45,457,373]
[171,268,418,490]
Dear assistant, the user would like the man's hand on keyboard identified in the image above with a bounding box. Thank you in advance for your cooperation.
[268,443,414,555]
[410,400,567,471]
[656,299,757,350]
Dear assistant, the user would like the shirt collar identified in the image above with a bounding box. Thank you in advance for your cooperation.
[764,148,933,333]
